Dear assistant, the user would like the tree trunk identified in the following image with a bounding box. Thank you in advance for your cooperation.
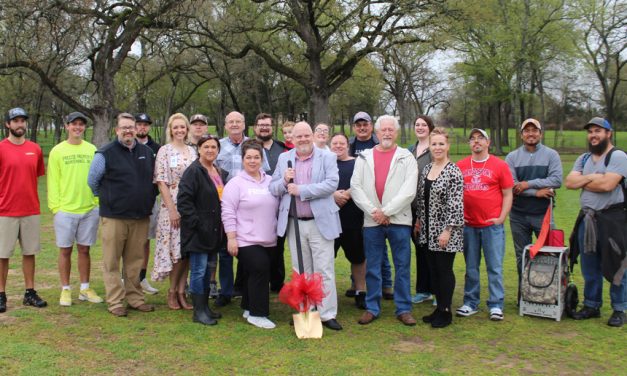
[92,108,115,147]
[309,90,330,127]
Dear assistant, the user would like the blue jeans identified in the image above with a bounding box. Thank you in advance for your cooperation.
[189,252,212,295]
[363,225,412,316]
[382,251,393,289]
[578,222,627,311]
[218,247,234,297]
[462,224,505,310]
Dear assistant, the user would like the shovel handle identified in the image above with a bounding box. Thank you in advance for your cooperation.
[288,160,305,274]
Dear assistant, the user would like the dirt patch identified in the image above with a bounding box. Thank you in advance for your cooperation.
[392,336,435,353]
[0,314,19,325]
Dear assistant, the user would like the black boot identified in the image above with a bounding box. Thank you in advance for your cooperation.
[355,291,366,310]
[431,309,452,328]
[207,304,222,319]
[191,293,217,326]
[422,308,439,324]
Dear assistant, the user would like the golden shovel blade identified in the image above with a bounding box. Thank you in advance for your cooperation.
[293,311,323,339]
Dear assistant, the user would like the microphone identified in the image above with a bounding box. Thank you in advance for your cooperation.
[287,160,294,183]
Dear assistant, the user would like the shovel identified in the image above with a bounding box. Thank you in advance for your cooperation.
[280,160,323,339]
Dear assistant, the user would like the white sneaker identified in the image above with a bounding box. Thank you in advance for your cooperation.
[489,307,504,321]
[456,305,478,317]
[242,310,250,319]
[141,279,159,295]
[247,315,276,329]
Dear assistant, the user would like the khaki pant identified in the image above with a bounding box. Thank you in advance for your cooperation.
[100,217,149,311]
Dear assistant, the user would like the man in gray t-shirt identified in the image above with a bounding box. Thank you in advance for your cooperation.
[565,117,627,328]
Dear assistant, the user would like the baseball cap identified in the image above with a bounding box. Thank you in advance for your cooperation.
[520,118,541,131]
[135,113,152,124]
[5,107,28,122]
[584,117,612,131]
[353,111,372,123]
[65,112,88,124]
[469,128,489,140]
[190,114,208,125]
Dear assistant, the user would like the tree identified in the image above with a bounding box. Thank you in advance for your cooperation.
[187,0,448,125]
[0,0,191,145]
[571,0,626,129]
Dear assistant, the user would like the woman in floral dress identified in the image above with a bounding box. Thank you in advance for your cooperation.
[152,113,197,310]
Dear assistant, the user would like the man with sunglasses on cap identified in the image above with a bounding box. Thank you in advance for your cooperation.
[0,107,47,313]
[566,117,627,327]
[189,114,210,147]
[505,118,562,304]
[48,112,103,307]
[135,113,161,295]
[456,128,513,321]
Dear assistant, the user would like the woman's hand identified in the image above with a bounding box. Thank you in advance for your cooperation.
[413,220,421,238]
[438,229,451,249]
[227,238,238,257]
[169,210,181,229]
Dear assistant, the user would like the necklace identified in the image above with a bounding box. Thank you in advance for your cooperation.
[470,156,489,176]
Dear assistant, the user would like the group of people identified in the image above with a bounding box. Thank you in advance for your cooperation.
[0,107,625,330]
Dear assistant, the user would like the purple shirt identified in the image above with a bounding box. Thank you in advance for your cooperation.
[221,170,279,248]
[294,150,314,218]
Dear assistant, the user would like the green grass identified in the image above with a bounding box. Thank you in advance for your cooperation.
[0,133,624,375]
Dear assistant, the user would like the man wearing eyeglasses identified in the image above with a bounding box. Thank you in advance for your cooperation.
[505,119,562,305]
[88,113,157,317]
[456,128,513,321]
[349,111,379,157]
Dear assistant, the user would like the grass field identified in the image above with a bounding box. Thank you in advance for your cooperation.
[0,132,624,375]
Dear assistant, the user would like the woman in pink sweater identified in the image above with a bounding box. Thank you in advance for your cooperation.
[221,140,279,329]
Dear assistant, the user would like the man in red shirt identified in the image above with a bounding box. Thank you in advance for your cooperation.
[456,128,513,321]
[0,107,47,313]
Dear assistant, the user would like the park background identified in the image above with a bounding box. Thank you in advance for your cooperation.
[0,0,625,374]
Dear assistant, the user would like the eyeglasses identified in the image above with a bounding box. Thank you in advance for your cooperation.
[256,123,272,128]
[315,128,329,134]
[118,126,136,131]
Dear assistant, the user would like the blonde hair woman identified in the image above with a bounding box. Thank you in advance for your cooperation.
[152,113,197,310]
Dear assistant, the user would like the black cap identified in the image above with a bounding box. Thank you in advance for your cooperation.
[65,112,88,124]
[5,107,28,122]
[135,113,152,124]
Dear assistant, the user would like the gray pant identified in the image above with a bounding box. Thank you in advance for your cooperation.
[287,219,337,321]
[509,211,545,282]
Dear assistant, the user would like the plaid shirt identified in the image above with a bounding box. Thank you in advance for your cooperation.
[216,136,270,182]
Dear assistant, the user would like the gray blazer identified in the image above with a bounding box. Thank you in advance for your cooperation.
[269,148,341,241]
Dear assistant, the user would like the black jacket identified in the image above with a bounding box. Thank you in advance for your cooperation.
[177,160,227,255]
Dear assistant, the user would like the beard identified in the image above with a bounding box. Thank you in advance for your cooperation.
[588,138,609,155]
[136,131,148,138]
[257,134,272,142]
[9,127,26,137]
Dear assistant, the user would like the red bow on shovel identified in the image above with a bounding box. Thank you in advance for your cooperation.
[278,160,326,339]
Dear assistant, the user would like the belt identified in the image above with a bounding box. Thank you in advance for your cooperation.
[293,217,314,221]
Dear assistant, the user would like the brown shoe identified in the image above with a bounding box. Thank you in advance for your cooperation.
[397,312,417,326]
[167,290,181,310]
[110,307,128,317]
[177,292,193,310]
[358,311,378,325]
[129,303,155,312]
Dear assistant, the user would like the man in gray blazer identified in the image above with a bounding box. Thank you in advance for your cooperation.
[270,121,343,331]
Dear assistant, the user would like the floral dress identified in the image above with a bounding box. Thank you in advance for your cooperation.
[151,143,197,281]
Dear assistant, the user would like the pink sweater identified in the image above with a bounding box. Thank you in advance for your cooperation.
[221,170,279,248]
